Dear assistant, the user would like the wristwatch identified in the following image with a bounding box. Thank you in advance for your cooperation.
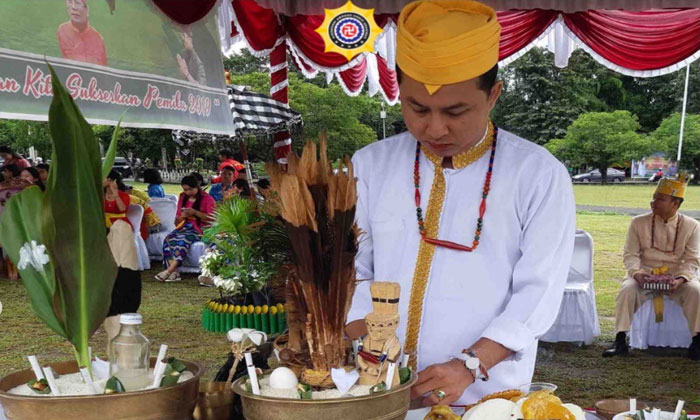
[456,350,489,382]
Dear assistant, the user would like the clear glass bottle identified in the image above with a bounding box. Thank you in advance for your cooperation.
[109,313,151,391]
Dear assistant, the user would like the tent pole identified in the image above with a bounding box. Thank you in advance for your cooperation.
[678,64,691,163]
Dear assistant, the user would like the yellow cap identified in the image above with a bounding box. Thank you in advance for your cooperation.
[234,305,241,314]
[262,305,269,314]
[396,0,500,94]
[228,304,235,313]
[255,306,262,315]
[241,306,248,315]
[247,304,255,313]
[656,173,688,199]
[270,306,278,315]
[276,303,285,313]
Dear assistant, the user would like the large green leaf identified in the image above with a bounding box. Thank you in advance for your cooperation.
[101,112,124,179]
[44,64,118,368]
[0,187,65,337]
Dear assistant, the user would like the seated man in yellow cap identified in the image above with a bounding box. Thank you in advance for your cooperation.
[345,0,576,408]
[604,176,700,360]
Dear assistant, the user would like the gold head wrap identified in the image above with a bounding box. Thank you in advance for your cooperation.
[656,173,688,199]
[396,0,501,95]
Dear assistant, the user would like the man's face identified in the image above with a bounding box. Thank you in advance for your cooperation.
[651,192,679,218]
[66,0,88,26]
[399,73,502,158]
[219,154,227,163]
[221,169,234,186]
[37,168,49,183]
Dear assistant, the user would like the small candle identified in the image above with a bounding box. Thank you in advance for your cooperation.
[672,400,685,420]
[386,362,397,390]
[80,367,97,394]
[244,352,260,395]
[27,355,44,381]
[401,353,410,369]
[43,367,60,396]
[630,398,636,413]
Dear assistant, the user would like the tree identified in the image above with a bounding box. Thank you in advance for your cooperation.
[493,48,614,145]
[93,125,178,169]
[223,49,267,76]
[653,113,700,178]
[0,120,52,160]
[548,111,653,184]
[231,72,384,161]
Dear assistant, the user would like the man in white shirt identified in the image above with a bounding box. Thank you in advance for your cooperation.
[345,0,576,408]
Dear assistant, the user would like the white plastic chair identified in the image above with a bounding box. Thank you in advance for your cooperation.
[630,296,692,349]
[146,199,177,260]
[165,194,178,203]
[126,204,150,271]
[541,229,600,345]
[179,241,207,273]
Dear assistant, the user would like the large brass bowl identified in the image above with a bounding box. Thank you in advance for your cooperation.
[0,357,203,420]
[233,372,417,420]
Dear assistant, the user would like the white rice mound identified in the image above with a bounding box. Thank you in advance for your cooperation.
[257,375,373,400]
[8,369,194,397]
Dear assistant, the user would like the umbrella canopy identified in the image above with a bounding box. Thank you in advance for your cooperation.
[172,85,301,145]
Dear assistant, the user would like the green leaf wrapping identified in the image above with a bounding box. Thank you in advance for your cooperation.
[0,187,65,337]
[44,64,118,368]
[101,113,123,179]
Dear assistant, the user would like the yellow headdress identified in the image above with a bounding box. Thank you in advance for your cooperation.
[396,0,501,95]
[656,173,688,199]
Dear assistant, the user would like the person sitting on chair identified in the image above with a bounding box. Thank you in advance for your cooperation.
[604,175,700,360]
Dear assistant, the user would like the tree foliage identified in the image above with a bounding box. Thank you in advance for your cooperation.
[652,113,700,177]
[547,111,654,183]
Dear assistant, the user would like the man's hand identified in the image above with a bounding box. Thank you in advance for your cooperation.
[633,272,650,284]
[671,277,687,290]
[410,359,473,407]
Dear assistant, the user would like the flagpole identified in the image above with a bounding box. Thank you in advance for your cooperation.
[678,64,691,163]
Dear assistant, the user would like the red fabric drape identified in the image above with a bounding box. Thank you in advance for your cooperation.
[286,15,352,68]
[498,10,558,61]
[377,55,399,102]
[338,56,368,94]
[233,0,284,51]
[152,0,217,25]
[564,9,700,71]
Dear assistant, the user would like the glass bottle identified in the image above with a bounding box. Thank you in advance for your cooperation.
[109,313,151,391]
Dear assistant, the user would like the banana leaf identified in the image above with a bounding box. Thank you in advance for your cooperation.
[0,64,120,370]
[44,64,118,369]
[101,113,123,179]
[0,187,64,337]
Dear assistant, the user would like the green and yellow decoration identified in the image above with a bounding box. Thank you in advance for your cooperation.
[202,300,287,335]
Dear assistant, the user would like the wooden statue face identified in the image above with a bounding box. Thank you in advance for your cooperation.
[366,321,396,340]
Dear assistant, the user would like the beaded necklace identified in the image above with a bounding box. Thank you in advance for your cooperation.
[413,126,498,252]
[650,214,682,254]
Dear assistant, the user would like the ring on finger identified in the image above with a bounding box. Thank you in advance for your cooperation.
[433,389,447,401]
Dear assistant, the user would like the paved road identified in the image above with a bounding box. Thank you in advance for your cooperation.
[577,205,700,218]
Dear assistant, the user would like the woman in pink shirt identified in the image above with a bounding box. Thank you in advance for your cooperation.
[0,146,30,169]
[156,175,215,282]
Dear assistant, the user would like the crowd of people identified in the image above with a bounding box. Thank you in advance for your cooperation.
[0,145,268,342]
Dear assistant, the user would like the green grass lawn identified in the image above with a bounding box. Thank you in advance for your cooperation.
[574,184,700,210]
[1,189,699,410]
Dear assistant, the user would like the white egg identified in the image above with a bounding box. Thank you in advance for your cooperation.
[269,367,299,390]
[563,403,586,420]
[463,398,515,420]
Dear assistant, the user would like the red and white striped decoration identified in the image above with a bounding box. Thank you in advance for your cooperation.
[270,43,292,163]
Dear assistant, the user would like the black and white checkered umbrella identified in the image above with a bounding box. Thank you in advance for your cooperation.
[172,85,302,146]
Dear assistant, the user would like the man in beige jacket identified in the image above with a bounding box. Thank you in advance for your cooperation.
[604,175,700,360]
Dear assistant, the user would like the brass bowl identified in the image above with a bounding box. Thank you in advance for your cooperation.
[0,357,203,420]
[595,399,647,420]
[193,381,235,420]
[233,373,417,420]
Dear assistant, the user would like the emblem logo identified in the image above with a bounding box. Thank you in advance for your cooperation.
[315,1,383,61]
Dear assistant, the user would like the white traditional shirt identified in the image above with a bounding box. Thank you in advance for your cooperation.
[348,128,576,405]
